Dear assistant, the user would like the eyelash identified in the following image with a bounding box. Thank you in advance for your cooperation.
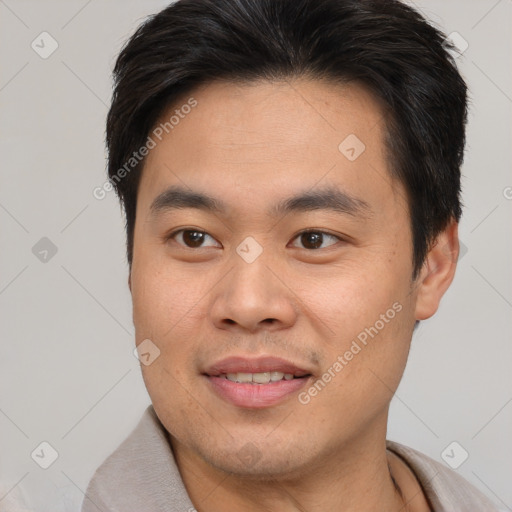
[165,228,344,251]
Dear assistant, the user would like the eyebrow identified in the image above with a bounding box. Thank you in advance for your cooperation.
[149,184,371,220]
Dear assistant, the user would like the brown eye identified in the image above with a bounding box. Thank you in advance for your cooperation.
[182,230,205,247]
[169,229,220,248]
[291,231,340,250]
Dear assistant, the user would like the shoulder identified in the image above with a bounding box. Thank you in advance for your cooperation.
[386,440,500,512]
[81,405,194,512]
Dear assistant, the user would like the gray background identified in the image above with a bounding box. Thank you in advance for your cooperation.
[0,0,510,510]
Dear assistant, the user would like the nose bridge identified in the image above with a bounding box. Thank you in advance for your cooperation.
[210,237,297,331]
[229,238,280,305]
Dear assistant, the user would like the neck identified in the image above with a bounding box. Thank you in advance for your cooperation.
[170,424,408,512]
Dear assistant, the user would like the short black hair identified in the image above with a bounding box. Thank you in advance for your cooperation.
[106,0,467,278]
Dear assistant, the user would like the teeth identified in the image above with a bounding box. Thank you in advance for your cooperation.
[224,372,296,384]
[253,372,271,384]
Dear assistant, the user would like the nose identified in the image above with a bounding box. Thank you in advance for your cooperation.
[209,248,298,334]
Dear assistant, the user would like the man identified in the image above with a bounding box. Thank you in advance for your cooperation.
[82,0,499,510]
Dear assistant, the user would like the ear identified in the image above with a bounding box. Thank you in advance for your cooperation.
[414,219,459,321]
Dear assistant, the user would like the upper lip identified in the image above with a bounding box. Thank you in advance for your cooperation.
[204,356,312,377]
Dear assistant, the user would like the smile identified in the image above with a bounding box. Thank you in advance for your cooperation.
[219,371,302,384]
[203,356,313,408]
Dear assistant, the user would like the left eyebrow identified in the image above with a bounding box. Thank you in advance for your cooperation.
[149,184,372,220]
[269,185,372,219]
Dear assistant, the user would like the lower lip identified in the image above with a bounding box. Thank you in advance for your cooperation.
[205,375,311,408]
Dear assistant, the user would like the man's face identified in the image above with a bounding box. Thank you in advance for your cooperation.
[130,79,420,478]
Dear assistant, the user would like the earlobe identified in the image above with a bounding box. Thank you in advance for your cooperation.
[414,220,459,321]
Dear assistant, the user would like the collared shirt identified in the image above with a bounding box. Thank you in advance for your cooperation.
[81,405,500,512]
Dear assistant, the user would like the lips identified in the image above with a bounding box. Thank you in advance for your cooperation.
[203,356,313,409]
[205,356,311,376]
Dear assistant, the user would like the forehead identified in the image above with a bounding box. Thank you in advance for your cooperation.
[137,78,404,218]
[153,78,387,151]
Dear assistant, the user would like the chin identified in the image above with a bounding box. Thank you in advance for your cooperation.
[185,433,319,482]
[204,450,307,481]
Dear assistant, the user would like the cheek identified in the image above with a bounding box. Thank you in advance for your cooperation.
[298,317,411,440]
[131,256,208,338]
[131,259,208,400]
[297,262,404,337]
[296,266,412,416]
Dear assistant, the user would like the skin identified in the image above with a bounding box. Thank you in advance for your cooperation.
[128,78,459,511]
